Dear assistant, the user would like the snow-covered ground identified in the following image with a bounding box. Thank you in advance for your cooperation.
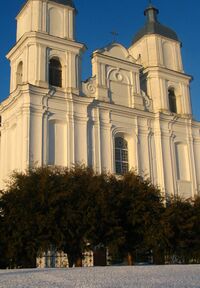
[0,265,200,288]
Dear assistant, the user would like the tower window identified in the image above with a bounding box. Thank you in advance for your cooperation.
[168,88,177,113]
[49,58,62,87]
[16,61,23,85]
[115,137,129,175]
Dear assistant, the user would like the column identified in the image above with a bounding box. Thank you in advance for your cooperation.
[99,109,112,172]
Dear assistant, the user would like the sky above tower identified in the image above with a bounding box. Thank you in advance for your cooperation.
[0,0,200,120]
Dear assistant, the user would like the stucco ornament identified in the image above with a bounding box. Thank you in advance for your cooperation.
[141,90,152,111]
[114,71,123,82]
[86,78,96,94]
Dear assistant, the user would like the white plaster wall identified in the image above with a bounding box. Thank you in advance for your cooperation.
[17,0,75,41]
[8,124,17,172]
[99,109,111,171]
[129,34,189,115]
[175,143,190,181]
[30,111,43,166]
[48,121,67,166]
[137,120,151,177]
[129,35,183,72]
[193,138,200,193]
[0,82,200,199]
[17,3,32,41]
[74,118,87,164]
[48,8,64,38]
[109,70,130,107]
[1,0,200,202]
[91,44,143,109]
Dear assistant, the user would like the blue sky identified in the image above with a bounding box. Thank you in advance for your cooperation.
[1,0,200,120]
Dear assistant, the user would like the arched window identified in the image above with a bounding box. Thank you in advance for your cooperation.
[115,137,129,174]
[16,61,23,85]
[168,88,177,113]
[49,58,62,87]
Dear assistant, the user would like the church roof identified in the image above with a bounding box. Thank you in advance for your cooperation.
[132,4,179,44]
[50,0,75,8]
[23,0,75,8]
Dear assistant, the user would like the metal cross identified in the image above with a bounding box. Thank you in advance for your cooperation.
[110,31,119,43]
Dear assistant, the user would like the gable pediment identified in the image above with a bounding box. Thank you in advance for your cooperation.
[96,43,136,63]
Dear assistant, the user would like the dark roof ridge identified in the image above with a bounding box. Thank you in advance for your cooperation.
[51,0,75,8]
[132,5,179,44]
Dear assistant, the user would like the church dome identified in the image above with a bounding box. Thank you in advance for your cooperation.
[132,5,179,44]
[24,0,75,8]
[51,0,75,8]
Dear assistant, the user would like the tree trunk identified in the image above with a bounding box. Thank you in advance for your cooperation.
[22,253,37,268]
[127,252,134,265]
[68,254,74,268]
[153,249,165,265]
[75,257,82,267]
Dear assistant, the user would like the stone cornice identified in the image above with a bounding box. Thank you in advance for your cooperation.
[92,51,141,70]
[141,66,192,81]
[7,31,86,60]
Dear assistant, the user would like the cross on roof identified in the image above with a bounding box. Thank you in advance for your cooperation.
[110,31,119,43]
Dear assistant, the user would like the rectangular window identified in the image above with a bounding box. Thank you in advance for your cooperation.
[115,137,129,175]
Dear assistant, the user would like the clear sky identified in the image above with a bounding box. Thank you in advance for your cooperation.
[1,0,200,120]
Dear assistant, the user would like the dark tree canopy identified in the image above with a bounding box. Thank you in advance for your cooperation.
[0,166,199,268]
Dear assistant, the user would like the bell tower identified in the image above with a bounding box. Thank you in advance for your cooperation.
[7,0,84,94]
[0,0,88,187]
[129,4,192,116]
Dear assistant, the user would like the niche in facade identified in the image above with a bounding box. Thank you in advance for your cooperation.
[48,121,67,166]
[16,61,23,85]
[48,8,63,38]
[8,124,17,171]
[175,143,190,181]
[163,42,174,69]
[108,70,130,107]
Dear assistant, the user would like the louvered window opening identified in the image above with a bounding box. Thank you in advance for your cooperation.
[49,58,62,87]
[168,89,177,113]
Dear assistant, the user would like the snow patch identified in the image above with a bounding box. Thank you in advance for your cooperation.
[0,265,200,288]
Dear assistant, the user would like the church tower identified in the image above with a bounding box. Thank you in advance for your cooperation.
[0,0,88,187]
[129,4,200,198]
[7,0,83,93]
[129,4,192,116]
[0,1,200,199]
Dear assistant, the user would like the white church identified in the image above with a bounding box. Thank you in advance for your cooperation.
[0,0,200,199]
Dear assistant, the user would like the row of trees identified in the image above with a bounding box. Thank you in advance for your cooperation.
[0,166,200,268]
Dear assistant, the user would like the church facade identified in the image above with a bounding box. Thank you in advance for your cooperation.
[0,0,200,199]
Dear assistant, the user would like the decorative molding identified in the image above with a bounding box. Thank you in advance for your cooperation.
[141,90,152,111]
